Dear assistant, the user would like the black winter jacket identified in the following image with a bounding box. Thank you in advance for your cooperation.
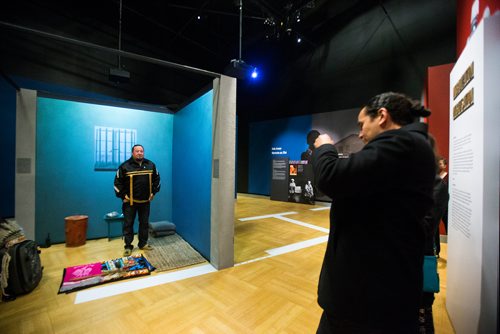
[312,122,435,331]
[114,158,160,205]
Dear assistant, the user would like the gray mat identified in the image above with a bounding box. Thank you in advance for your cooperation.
[145,234,207,272]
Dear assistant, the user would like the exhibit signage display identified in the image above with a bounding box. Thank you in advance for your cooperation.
[446,14,499,334]
[249,108,362,196]
[270,158,289,202]
[288,160,315,204]
[271,158,315,204]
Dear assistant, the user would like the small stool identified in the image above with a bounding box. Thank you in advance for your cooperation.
[64,215,88,247]
[104,214,124,241]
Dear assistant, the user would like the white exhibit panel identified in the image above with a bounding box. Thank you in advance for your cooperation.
[447,15,499,334]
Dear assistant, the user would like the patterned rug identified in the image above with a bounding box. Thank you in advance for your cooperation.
[145,234,207,272]
[58,254,153,294]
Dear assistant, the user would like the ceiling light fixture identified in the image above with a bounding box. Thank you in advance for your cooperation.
[224,0,259,80]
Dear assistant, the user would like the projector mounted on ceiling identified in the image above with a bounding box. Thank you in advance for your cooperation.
[224,59,257,80]
[109,0,130,84]
[223,0,258,81]
[109,67,130,83]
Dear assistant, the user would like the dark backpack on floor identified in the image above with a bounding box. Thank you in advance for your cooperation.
[1,240,43,301]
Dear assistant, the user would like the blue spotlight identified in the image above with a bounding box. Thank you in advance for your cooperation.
[224,59,260,81]
[251,67,258,79]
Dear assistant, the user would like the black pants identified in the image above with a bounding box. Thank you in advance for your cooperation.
[420,291,435,308]
[122,202,150,250]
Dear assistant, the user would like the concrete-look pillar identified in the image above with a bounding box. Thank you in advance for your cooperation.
[210,75,236,269]
[15,88,37,240]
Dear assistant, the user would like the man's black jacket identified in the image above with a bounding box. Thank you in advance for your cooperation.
[114,157,160,205]
[312,122,435,331]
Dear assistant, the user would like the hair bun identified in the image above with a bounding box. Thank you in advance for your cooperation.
[411,104,431,117]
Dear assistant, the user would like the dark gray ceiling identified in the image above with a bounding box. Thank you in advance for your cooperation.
[0,0,456,119]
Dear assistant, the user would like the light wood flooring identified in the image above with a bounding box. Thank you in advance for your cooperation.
[0,194,454,333]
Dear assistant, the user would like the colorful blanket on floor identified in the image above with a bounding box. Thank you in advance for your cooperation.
[58,254,155,294]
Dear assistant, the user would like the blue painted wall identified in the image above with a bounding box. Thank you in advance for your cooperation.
[248,114,312,195]
[0,78,16,218]
[172,90,213,259]
[2,76,214,258]
[36,97,173,244]
[0,75,125,218]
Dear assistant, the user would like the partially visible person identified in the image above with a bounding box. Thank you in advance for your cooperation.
[437,157,448,183]
[418,136,449,333]
[301,130,320,161]
[114,144,161,256]
[437,156,449,235]
[433,156,449,256]
[312,92,435,333]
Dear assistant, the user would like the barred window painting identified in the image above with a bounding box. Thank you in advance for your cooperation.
[94,126,137,170]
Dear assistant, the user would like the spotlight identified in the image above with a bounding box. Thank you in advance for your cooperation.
[228,1,260,81]
[296,12,301,22]
[264,17,276,40]
[297,37,302,43]
[224,59,259,80]
[264,17,275,26]
[251,68,258,79]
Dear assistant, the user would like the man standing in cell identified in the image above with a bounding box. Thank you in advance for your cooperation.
[114,144,160,256]
[312,92,435,333]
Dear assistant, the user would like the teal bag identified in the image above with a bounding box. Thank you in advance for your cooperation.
[423,255,440,293]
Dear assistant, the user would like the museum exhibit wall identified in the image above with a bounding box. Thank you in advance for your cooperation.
[7,73,236,268]
[425,63,454,237]
[248,114,311,195]
[447,15,499,333]
[171,76,235,267]
[426,63,454,162]
[172,90,213,259]
[209,76,237,269]
[0,75,127,218]
[34,95,173,244]
[248,108,361,196]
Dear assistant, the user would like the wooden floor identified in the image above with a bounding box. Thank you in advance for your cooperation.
[0,194,454,333]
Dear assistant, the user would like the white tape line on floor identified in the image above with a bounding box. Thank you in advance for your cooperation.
[309,206,330,211]
[275,215,329,233]
[266,236,329,256]
[238,212,297,221]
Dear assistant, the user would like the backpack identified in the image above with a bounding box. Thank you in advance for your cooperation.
[0,218,43,301]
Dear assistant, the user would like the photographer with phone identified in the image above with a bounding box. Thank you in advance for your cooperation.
[313,92,435,333]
